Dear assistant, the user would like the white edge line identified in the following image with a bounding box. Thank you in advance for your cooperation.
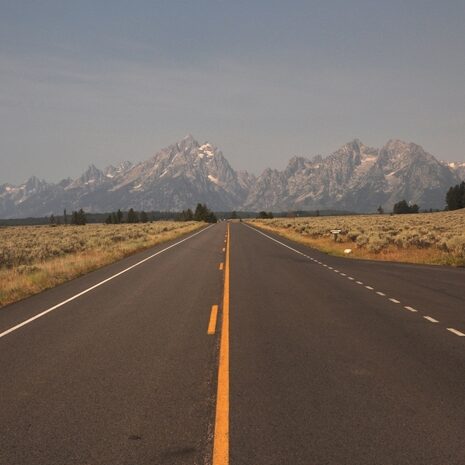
[243,223,312,257]
[244,225,465,341]
[0,225,213,340]
[404,306,418,313]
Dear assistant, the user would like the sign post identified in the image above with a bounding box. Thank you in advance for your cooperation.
[330,229,342,241]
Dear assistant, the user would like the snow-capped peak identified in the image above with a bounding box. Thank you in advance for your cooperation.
[198,143,215,159]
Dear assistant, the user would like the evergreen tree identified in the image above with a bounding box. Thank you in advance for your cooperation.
[393,200,419,214]
[230,211,238,219]
[127,208,139,223]
[70,211,79,225]
[105,214,112,224]
[194,203,207,221]
[377,205,384,214]
[140,211,149,223]
[179,208,194,221]
[116,209,123,224]
[446,182,465,210]
[193,203,217,223]
[77,208,87,225]
[63,209,68,225]
[49,214,56,226]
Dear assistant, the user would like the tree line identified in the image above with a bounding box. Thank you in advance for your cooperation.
[105,208,149,224]
[446,181,465,211]
[179,203,217,223]
[49,203,219,226]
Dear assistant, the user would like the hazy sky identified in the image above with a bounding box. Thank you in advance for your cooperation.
[1,0,464,184]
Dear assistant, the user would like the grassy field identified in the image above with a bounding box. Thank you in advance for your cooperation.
[0,221,204,308]
[249,209,465,267]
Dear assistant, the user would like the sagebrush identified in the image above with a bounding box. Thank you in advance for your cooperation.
[0,221,203,307]
[250,210,465,266]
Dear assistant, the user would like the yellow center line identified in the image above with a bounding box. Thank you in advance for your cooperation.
[219,262,224,271]
[208,305,219,335]
[213,223,230,465]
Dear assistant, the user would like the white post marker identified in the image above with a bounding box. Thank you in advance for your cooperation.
[330,229,342,242]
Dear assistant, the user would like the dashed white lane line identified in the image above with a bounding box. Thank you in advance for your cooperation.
[405,306,418,313]
[447,328,465,337]
[0,225,214,340]
[245,224,463,342]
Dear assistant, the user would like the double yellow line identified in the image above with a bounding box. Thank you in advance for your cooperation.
[213,223,230,465]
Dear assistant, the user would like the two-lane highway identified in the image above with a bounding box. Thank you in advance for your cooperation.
[1,221,465,464]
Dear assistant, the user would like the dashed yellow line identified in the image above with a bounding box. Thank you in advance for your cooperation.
[219,262,224,271]
[213,223,230,465]
[208,305,219,335]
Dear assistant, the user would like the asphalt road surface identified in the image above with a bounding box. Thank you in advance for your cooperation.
[1,222,465,465]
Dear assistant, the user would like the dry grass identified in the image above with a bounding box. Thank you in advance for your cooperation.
[0,221,204,308]
[248,209,465,267]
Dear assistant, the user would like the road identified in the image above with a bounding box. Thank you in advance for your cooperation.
[1,222,465,464]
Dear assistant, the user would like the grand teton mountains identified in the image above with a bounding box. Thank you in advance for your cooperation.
[1,135,464,218]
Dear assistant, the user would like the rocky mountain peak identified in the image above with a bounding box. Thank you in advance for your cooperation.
[1,136,464,218]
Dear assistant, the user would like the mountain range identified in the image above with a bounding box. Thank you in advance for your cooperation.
[1,135,464,218]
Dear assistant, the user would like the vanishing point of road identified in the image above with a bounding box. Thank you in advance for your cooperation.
[1,222,465,464]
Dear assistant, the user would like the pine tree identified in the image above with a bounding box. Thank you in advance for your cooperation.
[446,182,465,210]
[140,211,149,223]
[127,208,139,223]
[393,200,419,214]
[193,203,217,223]
[105,214,112,224]
[77,209,87,225]
[63,209,68,225]
[194,203,207,221]
[117,209,123,224]
[70,211,79,225]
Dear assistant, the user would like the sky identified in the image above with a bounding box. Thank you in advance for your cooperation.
[1,0,465,184]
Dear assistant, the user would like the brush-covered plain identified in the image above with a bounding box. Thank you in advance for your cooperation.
[250,210,465,266]
[0,221,203,308]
